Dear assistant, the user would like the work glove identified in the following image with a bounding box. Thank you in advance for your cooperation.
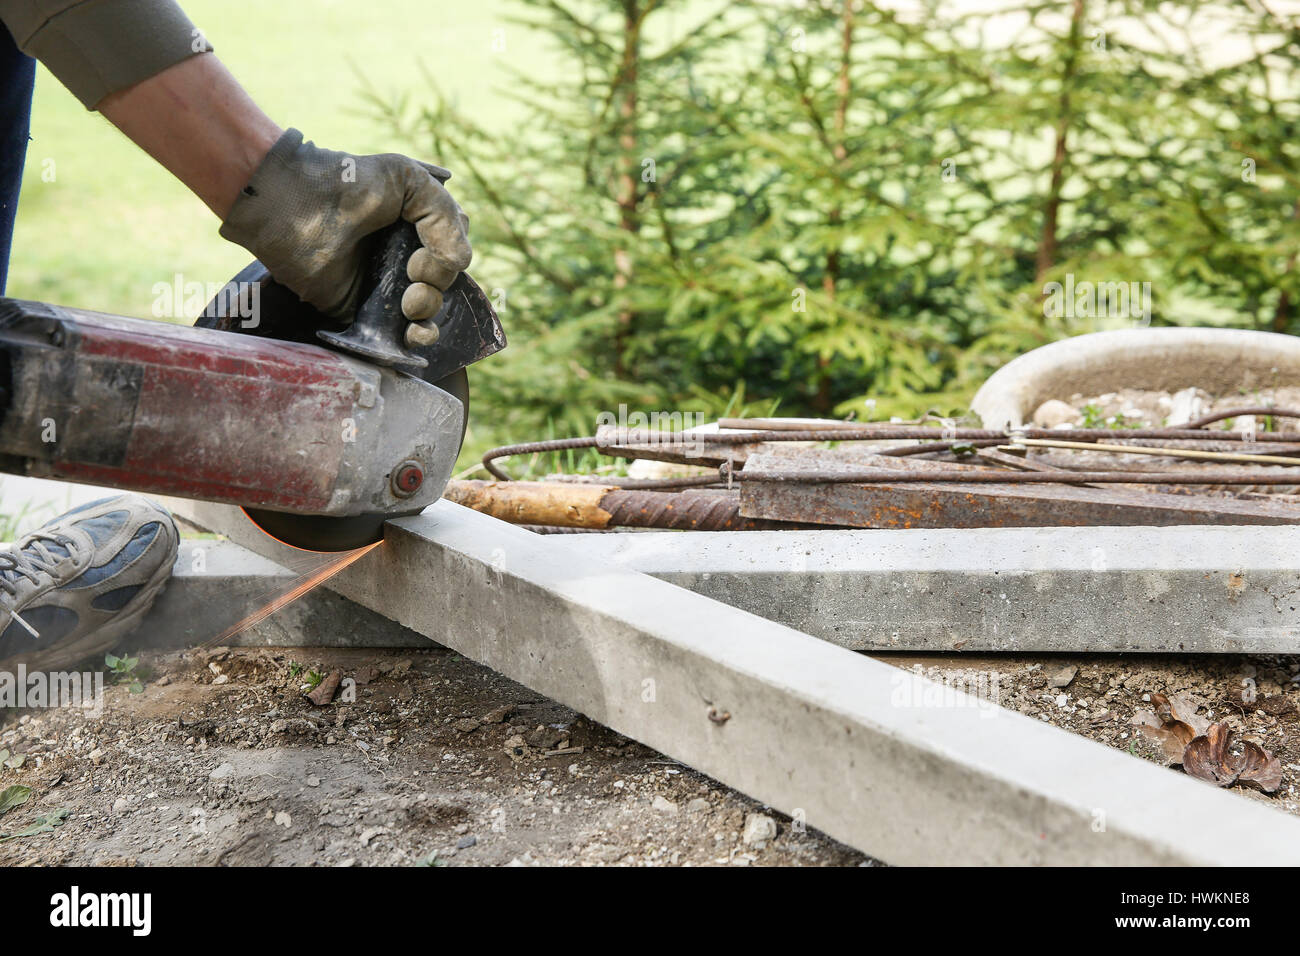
[219,128,471,342]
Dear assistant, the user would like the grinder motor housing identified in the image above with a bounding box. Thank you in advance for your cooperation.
[0,298,464,519]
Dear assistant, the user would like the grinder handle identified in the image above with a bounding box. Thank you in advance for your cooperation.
[316,219,430,369]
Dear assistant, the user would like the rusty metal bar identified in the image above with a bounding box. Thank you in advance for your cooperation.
[481,409,1300,507]
[1186,406,1300,428]
[445,479,802,530]
[737,450,1300,529]
[1011,438,1300,466]
[740,467,1300,485]
[485,423,1300,479]
[975,448,1072,473]
[602,488,801,530]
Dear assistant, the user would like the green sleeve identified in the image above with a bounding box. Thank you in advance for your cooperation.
[0,0,212,109]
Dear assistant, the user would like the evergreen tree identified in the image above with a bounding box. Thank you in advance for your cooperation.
[374,0,749,442]
[373,0,1300,449]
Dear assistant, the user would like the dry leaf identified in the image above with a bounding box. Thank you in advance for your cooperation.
[1182,722,1283,793]
[1184,722,1237,786]
[306,670,342,706]
[1155,692,1211,737]
[1234,739,1283,793]
[1132,711,1192,765]
[1131,692,1205,765]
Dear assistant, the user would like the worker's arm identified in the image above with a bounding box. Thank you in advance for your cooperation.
[0,0,470,324]
[99,55,281,220]
[1,0,261,210]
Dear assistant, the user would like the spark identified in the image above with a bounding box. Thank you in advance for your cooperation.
[204,541,381,647]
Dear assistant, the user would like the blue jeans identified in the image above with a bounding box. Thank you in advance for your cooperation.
[0,25,36,295]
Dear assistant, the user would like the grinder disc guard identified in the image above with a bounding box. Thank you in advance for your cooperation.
[197,244,504,551]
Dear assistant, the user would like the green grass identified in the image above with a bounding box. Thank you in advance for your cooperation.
[0,496,68,540]
[7,0,560,318]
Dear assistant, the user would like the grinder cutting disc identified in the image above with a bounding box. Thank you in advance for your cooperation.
[197,230,504,551]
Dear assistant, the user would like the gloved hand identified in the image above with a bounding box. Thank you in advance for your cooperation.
[219,129,471,340]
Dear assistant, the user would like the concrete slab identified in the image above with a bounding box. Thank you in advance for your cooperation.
[556,525,1300,653]
[167,498,1300,865]
[134,541,426,650]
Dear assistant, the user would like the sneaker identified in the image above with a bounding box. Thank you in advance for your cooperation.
[0,495,179,673]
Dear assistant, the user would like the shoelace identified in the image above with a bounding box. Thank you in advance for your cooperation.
[0,531,83,638]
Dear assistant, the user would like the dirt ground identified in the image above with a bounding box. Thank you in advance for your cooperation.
[3,637,1298,866]
[900,652,1300,814]
[0,644,873,867]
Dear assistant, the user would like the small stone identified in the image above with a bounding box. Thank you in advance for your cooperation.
[305,775,321,788]
[651,795,678,815]
[112,796,132,815]
[274,810,292,829]
[481,704,514,724]
[208,762,235,781]
[503,735,527,757]
[686,797,711,814]
[453,717,482,734]
[1167,387,1206,426]
[88,748,106,766]
[211,674,229,685]
[525,726,566,750]
[456,835,477,849]
[742,813,777,847]
[269,720,288,733]
[1031,399,1078,428]
[1048,665,1078,689]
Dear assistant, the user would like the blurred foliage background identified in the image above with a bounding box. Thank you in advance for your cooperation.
[9,0,1300,466]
